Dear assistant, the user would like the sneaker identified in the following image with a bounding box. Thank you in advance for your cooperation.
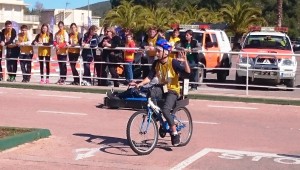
[45,78,50,84]
[81,80,87,86]
[56,79,62,84]
[59,79,66,85]
[40,79,45,84]
[170,133,181,146]
[10,77,16,82]
[190,88,197,91]
[70,81,79,85]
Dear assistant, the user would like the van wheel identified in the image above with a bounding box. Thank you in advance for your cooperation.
[217,71,227,82]
[285,77,296,91]
[199,68,204,84]
[197,64,205,85]
[235,72,246,84]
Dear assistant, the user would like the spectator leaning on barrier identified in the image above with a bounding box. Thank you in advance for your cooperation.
[140,27,163,78]
[79,25,99,86]
[99,27,123,87]
[54,21,69,85]
[17,25,33,83]
[32,23,54,84]
[68,23,81,85]
[0,20,20,82]
[168,28,181,59]
[94,26,108,86]
[0,30,3,81]
[175,30,201,91]
[124,33,136,84]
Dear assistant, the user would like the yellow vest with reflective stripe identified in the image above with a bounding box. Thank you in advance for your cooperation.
[155,58,180,95]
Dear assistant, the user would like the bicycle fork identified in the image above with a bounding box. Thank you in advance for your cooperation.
[139,108,155,134]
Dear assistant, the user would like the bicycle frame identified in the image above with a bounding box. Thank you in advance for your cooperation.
[139,98,186,134]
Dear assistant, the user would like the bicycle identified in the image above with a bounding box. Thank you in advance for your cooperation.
[126,94,193,155]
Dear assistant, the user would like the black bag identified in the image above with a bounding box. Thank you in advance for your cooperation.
[118,87,149,99]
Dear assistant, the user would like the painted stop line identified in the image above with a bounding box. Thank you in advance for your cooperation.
[171,148,300,170]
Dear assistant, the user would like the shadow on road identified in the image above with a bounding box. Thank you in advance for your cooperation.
[73,133,173,156]
[277,154,300,158]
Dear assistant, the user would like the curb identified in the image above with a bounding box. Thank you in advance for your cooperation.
[189,94,300,106]
[1,82,300,106]
[0,127,51,151]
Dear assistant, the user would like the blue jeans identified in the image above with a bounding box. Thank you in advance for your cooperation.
[82,54,94,83]
[124,62,133,81]
[189,60,199,88]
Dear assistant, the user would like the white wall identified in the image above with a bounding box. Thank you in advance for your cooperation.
[0,4,23,22]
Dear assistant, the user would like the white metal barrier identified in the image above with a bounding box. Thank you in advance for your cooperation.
[0,46,299,95]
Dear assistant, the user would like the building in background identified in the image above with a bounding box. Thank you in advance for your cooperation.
[0,0,39,35]
[40,9,101,34]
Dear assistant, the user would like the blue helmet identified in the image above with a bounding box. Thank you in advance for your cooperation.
[156,39,171,51]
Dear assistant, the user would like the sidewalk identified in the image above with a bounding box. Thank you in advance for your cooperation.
[0,80,299,106]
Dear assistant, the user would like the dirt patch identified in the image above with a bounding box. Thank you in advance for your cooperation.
[0,127,33,138]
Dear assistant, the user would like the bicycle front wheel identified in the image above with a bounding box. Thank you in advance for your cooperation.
[172,106,193,146]
[126,111,158,155]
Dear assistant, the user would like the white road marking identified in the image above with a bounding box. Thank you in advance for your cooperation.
[193,121,220,125]
[182,121,219,125]
[171,148,211,170]
[37,110,87,116]
[75,147,103,160]
[38,94,81,99]
[171,148,300,169]
[208,105,258,110]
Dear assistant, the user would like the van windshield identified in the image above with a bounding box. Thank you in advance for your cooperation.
[243,35,292,50]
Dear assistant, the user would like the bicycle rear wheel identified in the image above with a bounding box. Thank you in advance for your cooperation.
[126,111,158,155]
[172,106,193,146]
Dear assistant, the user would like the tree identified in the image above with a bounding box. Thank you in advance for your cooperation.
[110,0,160,9]
[220,0,266,49]
[104,1,144,31]
[34,1,44,12]
[174,4,210,24]
[31,1,44,16]
[277,0,283,27]
[23,7,31,15]
[141,7,176,30]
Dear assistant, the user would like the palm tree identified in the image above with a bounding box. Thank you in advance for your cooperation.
[220,0,266,49]
[277,0,283,27]
[140,7,177,31]
[173,4,211,24]
[198,10,224,23]
[103,1,144,31]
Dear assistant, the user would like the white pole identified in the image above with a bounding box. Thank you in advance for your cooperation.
[246,53,249,96]
[88,0,90,20]
[3,47,7,81]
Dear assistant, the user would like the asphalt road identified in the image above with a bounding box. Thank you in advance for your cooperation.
[0,88,299,169]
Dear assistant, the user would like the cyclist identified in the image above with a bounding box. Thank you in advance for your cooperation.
[132,39,191,146]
